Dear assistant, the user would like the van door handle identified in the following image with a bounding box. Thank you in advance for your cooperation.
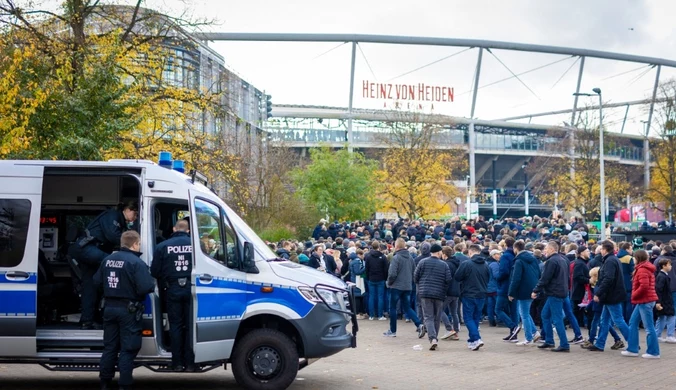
[5,271,30,280]
[199,274,213,282]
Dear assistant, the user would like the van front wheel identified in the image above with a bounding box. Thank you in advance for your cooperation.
[231,328,299,390]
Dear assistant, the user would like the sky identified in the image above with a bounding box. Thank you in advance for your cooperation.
[139,0,676,135]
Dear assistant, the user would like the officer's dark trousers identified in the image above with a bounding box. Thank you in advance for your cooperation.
[72,244,108,324]
[167,285,195,368]
[100,304,142,387]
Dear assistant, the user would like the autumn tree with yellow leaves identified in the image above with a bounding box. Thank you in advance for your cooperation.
[0,0,238,189]
[531,112,641,221]
[647,80,676,217]
[377,112,467,219]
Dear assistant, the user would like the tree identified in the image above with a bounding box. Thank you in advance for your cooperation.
[0,1,237,187]
[377,112,467,218]
[648,80,676,218]
[227,134,322,237]
[292,146,379,221]
[532,112,641,221]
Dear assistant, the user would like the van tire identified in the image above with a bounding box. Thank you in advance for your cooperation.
[231,328,299,390]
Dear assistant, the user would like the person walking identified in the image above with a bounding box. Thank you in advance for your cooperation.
[655,258,676,343]
[414,244,452,350]
[508,240,541,346]
[95,231,155,390]
[454,244,490,351]
[571,246,592,329]
[365,240,389,321]
[440,246,461,339]
[622,249,660,358]
[587,240,630,352]
[532,241,570,352]
[383,238,424,338]
[617,242,635,322]
[486,249,501,327]
[496,237,520,342]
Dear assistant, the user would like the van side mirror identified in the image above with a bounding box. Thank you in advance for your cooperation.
[243,242,257,272]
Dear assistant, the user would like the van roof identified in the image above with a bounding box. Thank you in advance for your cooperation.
[2,159,156,169]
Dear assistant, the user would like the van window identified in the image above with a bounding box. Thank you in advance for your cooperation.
[0,199,32,268]
[194,198,239,269]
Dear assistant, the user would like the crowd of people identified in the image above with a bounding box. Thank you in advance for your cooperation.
[269,215,676,356]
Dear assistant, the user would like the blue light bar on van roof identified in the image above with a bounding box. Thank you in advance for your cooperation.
[158,151,172,168]
[172,160,185,173]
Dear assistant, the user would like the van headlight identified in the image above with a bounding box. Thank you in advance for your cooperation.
[298,286,340,308]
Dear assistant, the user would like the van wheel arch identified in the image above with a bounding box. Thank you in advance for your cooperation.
[235,314,305,357]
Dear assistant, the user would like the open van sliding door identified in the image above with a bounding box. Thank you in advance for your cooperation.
[0,164,43,356]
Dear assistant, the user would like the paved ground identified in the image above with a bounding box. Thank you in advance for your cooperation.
[1,320,675,389]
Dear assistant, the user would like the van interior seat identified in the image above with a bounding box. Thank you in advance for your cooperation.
[37,250,72,324]
[64,225,84,295]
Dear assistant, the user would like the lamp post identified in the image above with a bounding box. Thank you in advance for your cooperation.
[522,161,529,216]
[573,88,606,240]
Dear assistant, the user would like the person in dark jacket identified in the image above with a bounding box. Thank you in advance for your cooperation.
[69,200,138,330]
[437,246,460,339]
[307,245,324,270]
[486,249,501,327]
[414,244,452,350]
[312,220,326,240]
[571,246,592,329]
[413,242,432,319]
[508,240,541,345]
[496,237,519,341]
[653,245,676,317]
[384,239,423,337]
[589,246,603,269]
[454,244,490,351]
[655,258,676,342]
[532,241,570,352]
[276,240,291,260]
[365,241,389,320]
[588,240,630,352]
[617,242,635,322]
[150,220,195,371]
[95,231,155,390]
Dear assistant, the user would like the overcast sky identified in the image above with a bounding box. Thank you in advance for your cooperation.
[143,0,676,135]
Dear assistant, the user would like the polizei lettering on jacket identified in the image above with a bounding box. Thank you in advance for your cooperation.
[167,245,193,254]
[106,260,125,268]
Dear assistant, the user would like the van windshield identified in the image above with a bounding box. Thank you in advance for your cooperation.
[222,203,277,260]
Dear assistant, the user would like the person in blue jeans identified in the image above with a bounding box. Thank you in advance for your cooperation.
[454,244,490,351]
[583,271,623,350]
[562,296,584,343]
[384,239,424,337]
[588,241,630,352]
[532,241,570,352]
[364,240,389,320]
[496,237,519,341]
[508,241,541,345]
[622,250,660,358]
[486,249,501,327]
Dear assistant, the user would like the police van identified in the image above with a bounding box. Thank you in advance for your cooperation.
[0,156,358,389]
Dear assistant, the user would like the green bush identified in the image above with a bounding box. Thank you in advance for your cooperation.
[258,226,297,243]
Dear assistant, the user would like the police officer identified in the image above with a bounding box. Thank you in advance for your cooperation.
[150,219,195,371]
[95,230,155,390]
[69,200,138,329]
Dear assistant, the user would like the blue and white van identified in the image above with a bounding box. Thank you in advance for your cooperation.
[0,157,358,389]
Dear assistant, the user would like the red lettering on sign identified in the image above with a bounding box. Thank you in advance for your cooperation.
[361,81,454,103]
